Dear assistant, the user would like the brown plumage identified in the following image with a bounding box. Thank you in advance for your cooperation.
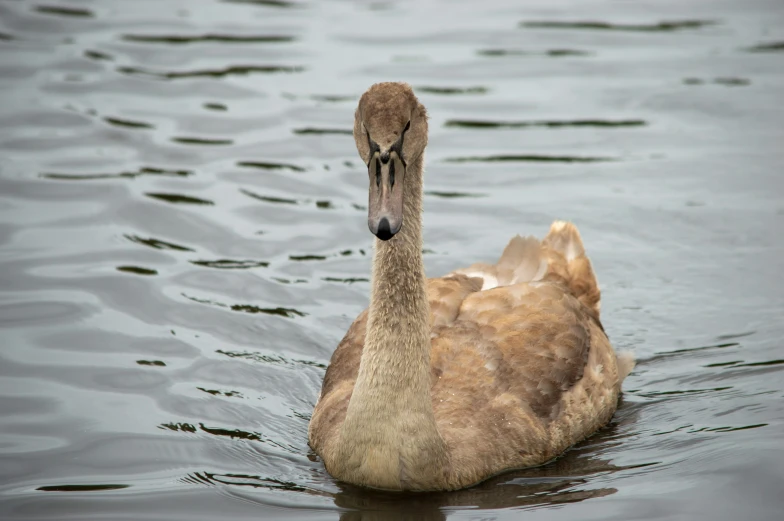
[308,82,634,491]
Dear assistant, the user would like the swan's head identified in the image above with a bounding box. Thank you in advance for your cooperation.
[354,82,428,241]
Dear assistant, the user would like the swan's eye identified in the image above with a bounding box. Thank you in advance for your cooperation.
[404,120,411,132]
[365,127,373,160]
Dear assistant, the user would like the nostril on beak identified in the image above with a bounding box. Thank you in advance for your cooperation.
[375,217,394,241]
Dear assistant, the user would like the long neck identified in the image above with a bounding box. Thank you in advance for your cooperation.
[336,154,448,489]
[363,153,430,408]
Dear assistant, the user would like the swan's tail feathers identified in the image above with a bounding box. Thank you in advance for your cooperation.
[616,351,636,382]
[542,220,602,317]
[543,220,585,262]
[495,235,548,286]
[451,222,601,311]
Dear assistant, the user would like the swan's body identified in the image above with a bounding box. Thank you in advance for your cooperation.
[308,82,633,491]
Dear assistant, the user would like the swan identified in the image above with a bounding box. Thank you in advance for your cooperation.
[308,82,634,491]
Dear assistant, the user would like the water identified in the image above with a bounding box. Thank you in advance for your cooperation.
[1,0,782,519]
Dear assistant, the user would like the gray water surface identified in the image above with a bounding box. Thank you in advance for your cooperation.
[1,0,783,519]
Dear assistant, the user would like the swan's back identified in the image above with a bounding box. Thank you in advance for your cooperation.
[310,221,633,488]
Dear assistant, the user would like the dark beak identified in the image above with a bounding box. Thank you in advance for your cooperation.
[367,150,405,241]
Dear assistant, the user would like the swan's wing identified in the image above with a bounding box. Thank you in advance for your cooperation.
[427,275,483,327]
[432,221,622,425]
[309,309,367,453]
[429,285,618,475]
[429,221,629,475]
[318,309,367,401]
[432,282,594,422]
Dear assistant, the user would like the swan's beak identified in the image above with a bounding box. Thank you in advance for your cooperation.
[368,150,405,241]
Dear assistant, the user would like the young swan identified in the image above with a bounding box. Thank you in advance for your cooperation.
[308,82,634,491]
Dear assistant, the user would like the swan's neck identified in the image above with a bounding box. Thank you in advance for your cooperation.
[364,155,430,410]
[337,154,448,489]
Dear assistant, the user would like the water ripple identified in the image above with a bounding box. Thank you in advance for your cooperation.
[745,41,784,53]
[42,166,192,180]
[520,19,718,32]
[445,154,616,163]
[34,5,94,18]
[117,65,304,80]
[37,484,130,492]
[145,192,215,206]
[171,137,233,146]
[103,117,154,129]
[122,34,294,44]
[293,128,352,135]
[182,293,306,318]
[445,119,646,129]
[417,86,488,95]
[136,360,166,366]
[124,234,194,252]
[184,472,307,492]
[478,48,593,57]
[189,259,270,270]
[117,266,158,276]
[221,0,298,7]
[237,161,306,172]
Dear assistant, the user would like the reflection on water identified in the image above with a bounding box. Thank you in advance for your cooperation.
[331,430,634,521]
[218,404,648,519]
[1,0,783,520]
